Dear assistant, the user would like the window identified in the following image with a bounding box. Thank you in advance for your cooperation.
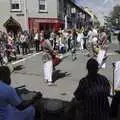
[11,0,21,12]
[39,0,47,12]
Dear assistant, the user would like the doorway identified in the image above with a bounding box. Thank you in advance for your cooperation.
[4,16,22,35]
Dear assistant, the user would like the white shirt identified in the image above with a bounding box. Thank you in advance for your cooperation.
[92,29,98,37]
[77,33,84,42]
[34,33,39,40]
[88,29,98,43]
[20,35,26,43]
[88,30,93,43]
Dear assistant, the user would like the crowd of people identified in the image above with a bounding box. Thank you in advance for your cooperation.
[0,26,112,65]
[0,26,112,86]
[40,26,113,86]
[1,25,119,120]
[0,58,120,120]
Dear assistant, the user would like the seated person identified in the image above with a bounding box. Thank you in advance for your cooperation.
[0,66,43,120]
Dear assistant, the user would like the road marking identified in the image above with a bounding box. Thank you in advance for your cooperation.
[12,52,69,65]
[12,52,40,65]
[107,52,118,56]
[11,51,118,65]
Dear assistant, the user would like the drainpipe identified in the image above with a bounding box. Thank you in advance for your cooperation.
[24,0,28,31]
[65,15,68,29]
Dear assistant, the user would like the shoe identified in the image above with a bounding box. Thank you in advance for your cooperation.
[47,82,56,86]
[44,80,48,83]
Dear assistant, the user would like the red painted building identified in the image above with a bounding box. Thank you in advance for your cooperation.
[28,18,64,32]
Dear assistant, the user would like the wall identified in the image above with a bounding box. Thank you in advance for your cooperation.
[27,0,58,19]
[0,0,27,31]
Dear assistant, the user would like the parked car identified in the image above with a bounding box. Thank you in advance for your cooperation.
[111,28,120,35]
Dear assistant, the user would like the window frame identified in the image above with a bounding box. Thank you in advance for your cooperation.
[10,0,22,12]
[39,0,47,12]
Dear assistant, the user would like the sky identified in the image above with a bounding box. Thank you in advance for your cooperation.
[76,0,120,25]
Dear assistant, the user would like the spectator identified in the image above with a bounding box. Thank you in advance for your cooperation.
[0,66,43,120]
[67,31,72,52]
[107,28,112,43]
[117,32,120,51]
[77,30,84,51]
[15,32,21,54]
[98,27,108,50]
[34,31,40,52]
[73,58,110,120]
[72,29,77,49]
[20,32,28,55]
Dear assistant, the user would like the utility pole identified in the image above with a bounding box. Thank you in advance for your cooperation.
[24,0,28,31]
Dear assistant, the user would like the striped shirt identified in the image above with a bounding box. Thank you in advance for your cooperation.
[74,73,110,120]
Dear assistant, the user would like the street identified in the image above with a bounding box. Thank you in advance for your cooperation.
[11,36,120,102]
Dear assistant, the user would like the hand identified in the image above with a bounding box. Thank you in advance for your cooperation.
[32,92,42,102]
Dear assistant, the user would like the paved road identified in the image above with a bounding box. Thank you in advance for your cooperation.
[11,36,120,101]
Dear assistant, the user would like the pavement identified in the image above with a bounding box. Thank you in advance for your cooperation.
[10,36,120,101]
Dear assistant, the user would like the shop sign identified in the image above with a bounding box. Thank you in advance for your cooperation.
[34,19,58,23]
[16,14,24,16]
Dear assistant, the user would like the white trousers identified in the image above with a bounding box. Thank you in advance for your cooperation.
[80,39,84,50]
[43,60,53,82]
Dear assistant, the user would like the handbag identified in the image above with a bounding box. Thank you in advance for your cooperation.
[52,54,61,66]
[51,52,61,66]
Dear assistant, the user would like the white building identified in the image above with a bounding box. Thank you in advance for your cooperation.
[0,0,91,34]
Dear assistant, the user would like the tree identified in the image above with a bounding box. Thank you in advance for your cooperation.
[93,15,100,27]
[104,5,120,28]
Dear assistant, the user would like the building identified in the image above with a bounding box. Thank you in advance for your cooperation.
[0,0,92,34]
[83,7,100,28]
[64,0,92,29]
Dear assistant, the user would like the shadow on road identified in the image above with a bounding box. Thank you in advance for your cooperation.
[114,50,120,54]
[14,65,41,76]
[14,65,24,71]
[52,70,71,83]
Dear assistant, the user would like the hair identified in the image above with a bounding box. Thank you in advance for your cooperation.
[0,66,11,85]
[86,58,99,73]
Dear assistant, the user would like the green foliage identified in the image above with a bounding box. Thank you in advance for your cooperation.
[104,5,120,27]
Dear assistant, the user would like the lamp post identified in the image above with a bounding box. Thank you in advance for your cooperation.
[116,18,119,25]
[64,7,68,30]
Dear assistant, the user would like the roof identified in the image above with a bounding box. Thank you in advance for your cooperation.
[4,16,21,27]
[83,8,94,19]
[69,0,91,16]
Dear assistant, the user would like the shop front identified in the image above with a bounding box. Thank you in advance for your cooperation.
[28,18,64,32]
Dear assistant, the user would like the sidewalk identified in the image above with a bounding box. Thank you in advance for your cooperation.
[8,51,69,73]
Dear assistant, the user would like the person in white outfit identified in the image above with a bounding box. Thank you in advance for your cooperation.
[77,31,84,50]
[41,39,55,86]
[42,49,53,85]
